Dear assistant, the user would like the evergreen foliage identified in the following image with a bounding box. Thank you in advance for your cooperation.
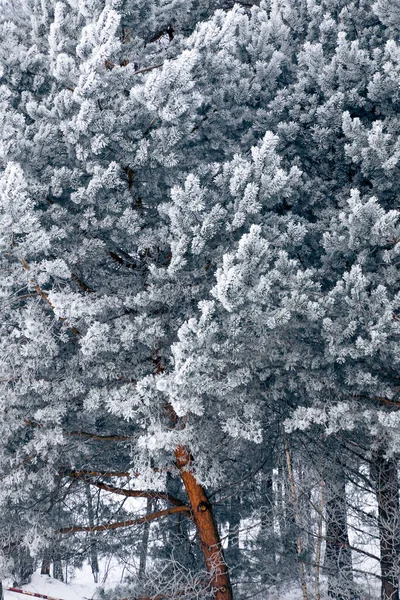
[0,0,400,599]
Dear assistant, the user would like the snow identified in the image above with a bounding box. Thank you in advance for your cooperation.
[5,573,96,600]
[3,560,126,600]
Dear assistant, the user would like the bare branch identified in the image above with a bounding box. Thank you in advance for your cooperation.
[77,477,186,507]
[59,505,190,534]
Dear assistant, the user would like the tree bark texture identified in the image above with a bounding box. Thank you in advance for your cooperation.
[175,445,233,600]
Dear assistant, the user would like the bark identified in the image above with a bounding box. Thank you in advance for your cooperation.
[324,462,354,600]
[175,445,232,600]
[372,450,399,600]
[85,483,99,583]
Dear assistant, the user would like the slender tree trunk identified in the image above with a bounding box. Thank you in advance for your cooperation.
[259,463,276,584]
[40,552,51,576]
[324,462,354,600]
[314,480,324,600]
[372,449,399,600]
[175,445,232,600]
[85,483,99,583]
[284,438,309,600]
[53,558,64,582]
[298,464,314,563]
[227,494,241,568]
[138,498,153,581]
[12,546,34,586]
[276,458,286,544]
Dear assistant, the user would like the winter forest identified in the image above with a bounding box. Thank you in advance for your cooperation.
[1,0,400,599]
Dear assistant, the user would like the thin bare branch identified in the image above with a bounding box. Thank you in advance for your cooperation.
[59,505,190,534]
[71,476,186,507]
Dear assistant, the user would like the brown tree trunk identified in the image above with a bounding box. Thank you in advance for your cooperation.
[372,450,399,600]
[175,445,233,600]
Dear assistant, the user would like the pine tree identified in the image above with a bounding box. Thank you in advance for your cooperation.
[1,1,400,599]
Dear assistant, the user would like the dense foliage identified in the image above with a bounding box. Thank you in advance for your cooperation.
[0,1,400,599]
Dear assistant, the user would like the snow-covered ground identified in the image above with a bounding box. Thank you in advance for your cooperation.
[3,573,306,600]
[5,571,98,600]
[3,560,125,600]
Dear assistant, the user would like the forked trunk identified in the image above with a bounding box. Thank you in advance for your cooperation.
[175,445,232,600]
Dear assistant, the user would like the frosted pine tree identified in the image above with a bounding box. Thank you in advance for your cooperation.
[2,1,400,599]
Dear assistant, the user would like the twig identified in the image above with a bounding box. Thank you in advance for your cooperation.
[133,63,163,76]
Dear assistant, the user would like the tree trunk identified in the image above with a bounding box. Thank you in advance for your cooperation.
[85,483,99,583]
[138,498,153,581]
[324,462,354,600]
[259,464,276,584]
[175,445,232,600]
[314,480,324,600]
[53,558,64,582]
[285,439,309,600]
[372,449,399,600]
[40,552,51,576]
[227,494,241,568]
[12,545,34,586]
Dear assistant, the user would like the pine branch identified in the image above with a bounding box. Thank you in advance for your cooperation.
[71,273,94,293]
[20,258,80,336]
[133,63,163,76]
[24,420,132,441]
[74,477,186,507]
[59,505,190,534]
[61,469,131,478]
[66,430,132,441]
